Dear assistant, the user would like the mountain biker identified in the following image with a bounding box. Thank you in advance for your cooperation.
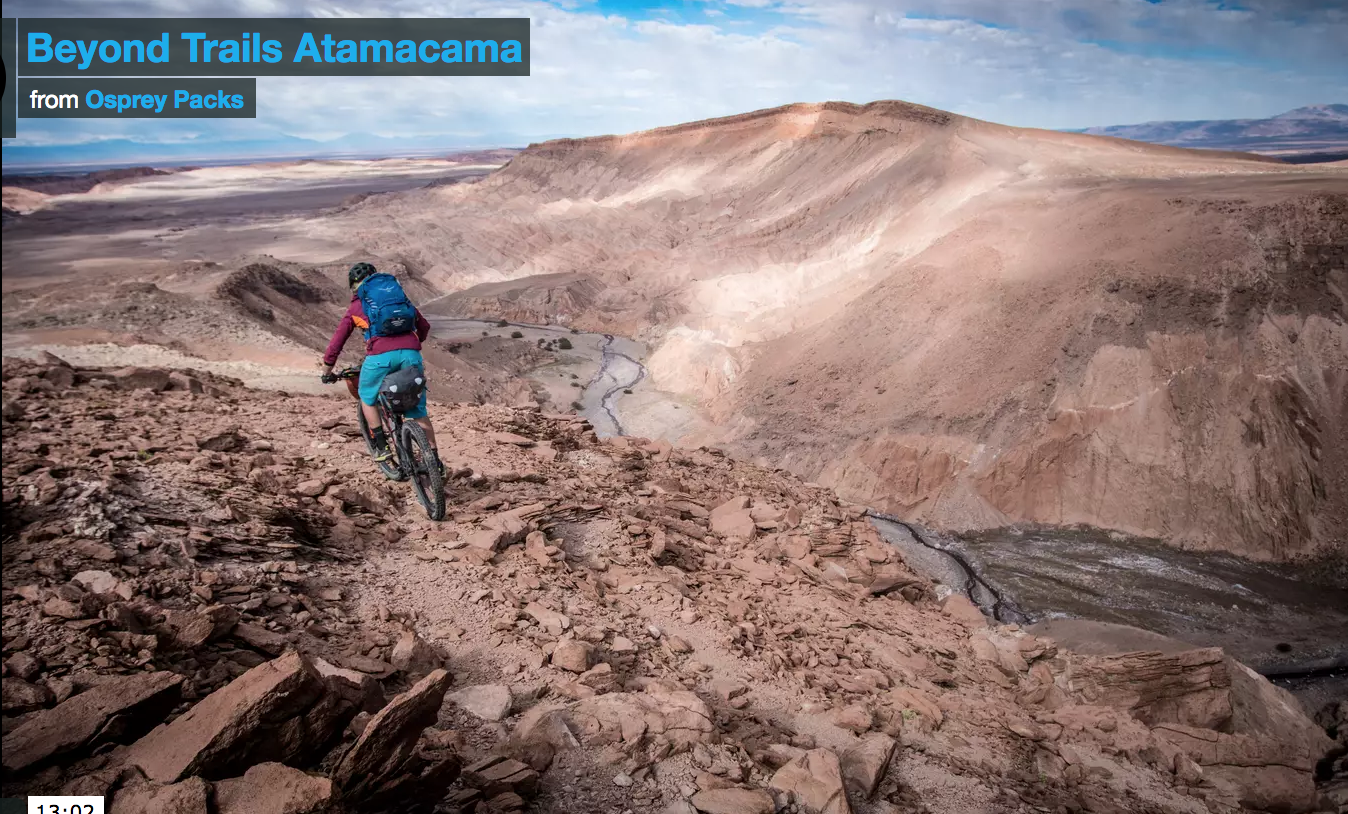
[321,262,442,472]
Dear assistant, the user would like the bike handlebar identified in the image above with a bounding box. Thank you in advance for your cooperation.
[321,366,361,384]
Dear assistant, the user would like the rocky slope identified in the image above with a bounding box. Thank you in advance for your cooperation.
[322,100,1348,562]
[2,355,1343,813]
[427,273,606,326]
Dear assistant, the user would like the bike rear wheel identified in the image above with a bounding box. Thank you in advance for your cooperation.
[401,421,445,521]
[357,404,406,481]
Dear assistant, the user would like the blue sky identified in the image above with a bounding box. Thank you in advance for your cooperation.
[5,0,1346,150]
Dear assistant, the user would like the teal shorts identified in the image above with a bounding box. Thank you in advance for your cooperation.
[359,349,428,419]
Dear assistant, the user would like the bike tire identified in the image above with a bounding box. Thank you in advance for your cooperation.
[357,404,406,482]
[401,421,446,521]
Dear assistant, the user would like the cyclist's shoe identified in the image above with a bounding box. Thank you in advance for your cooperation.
[373,443,395,463]
[435,457,446,479]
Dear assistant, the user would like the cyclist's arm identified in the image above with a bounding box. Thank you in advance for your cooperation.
[415,309,431,342]
[322,311,356,372]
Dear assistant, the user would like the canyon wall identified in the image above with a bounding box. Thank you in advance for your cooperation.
[330,101,1348,560]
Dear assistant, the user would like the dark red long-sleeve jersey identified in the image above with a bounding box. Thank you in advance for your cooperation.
[323,295,430,367]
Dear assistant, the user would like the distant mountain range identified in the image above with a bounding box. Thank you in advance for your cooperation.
[0,131,543,173]
[1068,104,1348,160]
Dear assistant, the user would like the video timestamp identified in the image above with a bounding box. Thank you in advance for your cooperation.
[27,798,104,814]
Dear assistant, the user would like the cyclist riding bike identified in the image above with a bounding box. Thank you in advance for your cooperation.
[321,262,443,474]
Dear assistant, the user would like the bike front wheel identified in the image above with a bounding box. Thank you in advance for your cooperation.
[357,404,406,481]
[401,421,445,520]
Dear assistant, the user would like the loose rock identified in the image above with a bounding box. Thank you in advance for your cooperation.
[3,671,184,774]
[333,668,458,806]
[552,640,593,673]
[840,733,896,799]
[448,684,514,722]
[109,776,210,814]
[2,677,53,715]
[390,630,442,676]
[689,787,775,814]
[769,748,851,814]
[212,762,334,814]
[124,652,341,783]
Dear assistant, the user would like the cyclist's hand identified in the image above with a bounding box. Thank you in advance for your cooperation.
[320,372,337,384]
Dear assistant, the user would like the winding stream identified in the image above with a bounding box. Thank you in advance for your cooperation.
[870,512,1348,704]
[582,334,648,436]
[866,511,1028,625]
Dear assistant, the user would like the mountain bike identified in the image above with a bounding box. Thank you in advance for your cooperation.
[321,365,446,521]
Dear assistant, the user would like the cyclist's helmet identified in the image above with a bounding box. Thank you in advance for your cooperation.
[348,262,377,289]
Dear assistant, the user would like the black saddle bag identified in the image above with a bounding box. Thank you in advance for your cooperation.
[380,365,426,412]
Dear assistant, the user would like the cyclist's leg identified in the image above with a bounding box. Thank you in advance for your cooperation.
[359,402,382,430]
[357,354,395,459]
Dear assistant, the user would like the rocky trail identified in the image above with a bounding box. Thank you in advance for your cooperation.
[2,354,1346,814]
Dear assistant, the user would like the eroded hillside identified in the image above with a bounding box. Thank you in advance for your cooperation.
[1,254,539,407]
[326,101,1348,561]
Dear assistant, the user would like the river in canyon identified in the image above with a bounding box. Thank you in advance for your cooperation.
[870,516,1348,708]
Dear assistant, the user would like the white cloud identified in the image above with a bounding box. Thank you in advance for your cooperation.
[5,0,1345,149]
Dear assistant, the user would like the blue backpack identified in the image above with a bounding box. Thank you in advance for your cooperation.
[355,273,417,340]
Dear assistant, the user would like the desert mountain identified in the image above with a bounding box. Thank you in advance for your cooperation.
[323,100,1348,562]
[1075,104,1348,158]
